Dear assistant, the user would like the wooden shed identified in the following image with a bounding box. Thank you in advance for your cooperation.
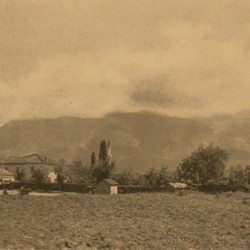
[95,179,118,194]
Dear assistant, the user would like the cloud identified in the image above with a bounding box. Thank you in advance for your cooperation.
[131,81,172,108]
[0,52,138,124]
[1,0,250,124]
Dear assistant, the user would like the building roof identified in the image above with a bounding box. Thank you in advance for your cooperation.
[3,154,58,165]
[168,182,187,189]
[103,179,118,186]
[0,168,15,177]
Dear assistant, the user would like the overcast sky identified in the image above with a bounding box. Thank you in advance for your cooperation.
[1,0,250,124]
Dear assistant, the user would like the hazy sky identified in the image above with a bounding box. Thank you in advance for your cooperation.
[1,0,250,124]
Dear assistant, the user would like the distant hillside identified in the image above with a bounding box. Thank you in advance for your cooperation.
[1,111,250,173]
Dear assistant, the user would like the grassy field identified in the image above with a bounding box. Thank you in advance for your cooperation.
[0,191,249,250]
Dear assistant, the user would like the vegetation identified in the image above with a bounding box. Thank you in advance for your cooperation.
[31,168,48,185]
[91,140,115,183]
[11,141,249,192]
[112,168,139,185]
[54,164,66,190]
[65,161,91,185]
[15,168,26,182]
[227,165,250,190]
[92,161,115,183]
[0,192,249,249]
[98,140,109,162]
[90,152,96,166]
[177,144,229,185]
[1,140,250,249]
[133,166,175,190]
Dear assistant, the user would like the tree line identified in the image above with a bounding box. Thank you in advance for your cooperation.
[15,141,250,191]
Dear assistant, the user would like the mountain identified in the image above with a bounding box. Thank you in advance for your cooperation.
[0,111,250,173]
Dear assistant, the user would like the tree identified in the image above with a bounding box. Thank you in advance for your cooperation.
[112,168,137,185]
[156,166,170,188]
[92,160,115,183]
[98,140,108,162]
[91,140,115,183]
[16,168,26,182]
[140,168,158,189]
[66,161,91,185]
[31,168,48,185]
[54,164,66,190]
[137,166,170,190]
[177,144,228,184]
[91,152,96,166]
[227,165,249,189]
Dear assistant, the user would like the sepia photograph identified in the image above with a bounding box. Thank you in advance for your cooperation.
[0,0,250,249]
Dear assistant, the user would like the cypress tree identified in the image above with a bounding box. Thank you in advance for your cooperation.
[91,152,96,166]
[98,140,108,162]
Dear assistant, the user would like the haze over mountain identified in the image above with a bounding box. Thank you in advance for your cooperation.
[1,111,250,173]
[1,1,250,127]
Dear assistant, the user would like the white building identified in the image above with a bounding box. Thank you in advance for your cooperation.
[0,168,15,184]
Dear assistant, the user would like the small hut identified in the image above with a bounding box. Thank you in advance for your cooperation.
[95,179,118,194]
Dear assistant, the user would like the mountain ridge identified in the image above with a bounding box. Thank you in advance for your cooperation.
[1,111,250,173]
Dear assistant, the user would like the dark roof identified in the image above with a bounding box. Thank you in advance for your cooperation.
[3,154,58,165]
[103,179,118,185]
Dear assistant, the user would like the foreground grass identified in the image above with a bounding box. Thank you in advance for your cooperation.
[0,191,249,250]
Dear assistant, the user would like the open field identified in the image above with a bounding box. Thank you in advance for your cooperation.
[0,191,249,250]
